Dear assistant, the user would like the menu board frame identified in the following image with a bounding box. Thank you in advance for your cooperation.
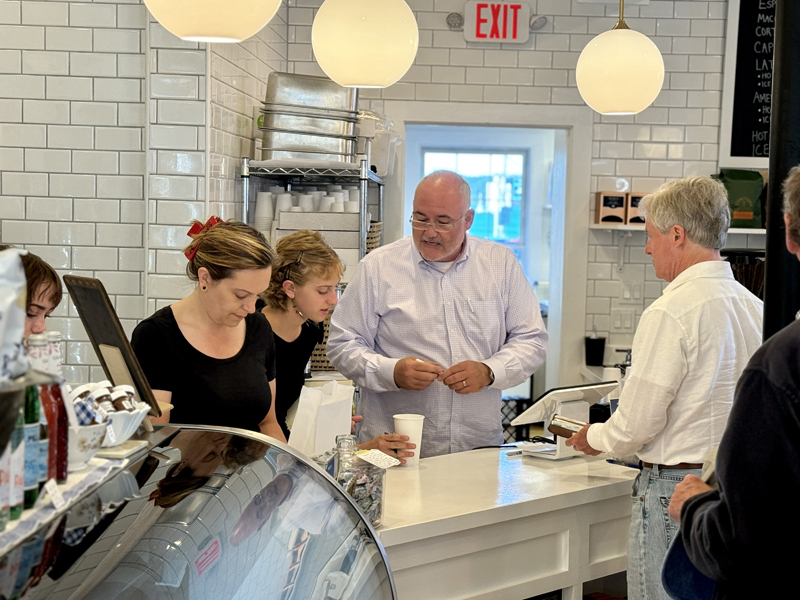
[719,0,775,169]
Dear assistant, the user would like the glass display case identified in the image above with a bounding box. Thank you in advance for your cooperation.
[1,425,396,600]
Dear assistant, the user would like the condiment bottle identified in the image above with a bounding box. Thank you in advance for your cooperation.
[113,385,138,407]
[69,384,93,403]
[109,390,134,412]
[23,386,41,508]
[10,407,24,519]
[335,434,386,527]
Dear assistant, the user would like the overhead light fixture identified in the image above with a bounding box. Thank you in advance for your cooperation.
[143,0,282,43]
[312,0,419,88]
[575,0,664,115]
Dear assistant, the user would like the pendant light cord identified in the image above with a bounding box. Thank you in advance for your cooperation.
[613,0,629,30]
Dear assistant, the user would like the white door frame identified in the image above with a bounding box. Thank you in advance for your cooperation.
[382,101,594,386]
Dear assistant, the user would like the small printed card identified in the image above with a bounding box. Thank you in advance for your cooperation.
[355,449,401,469]
[44,479,66,510]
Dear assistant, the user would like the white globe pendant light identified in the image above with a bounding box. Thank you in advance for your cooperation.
[312,0,419,88]
[144,0,282,43]
[576,0,664,115]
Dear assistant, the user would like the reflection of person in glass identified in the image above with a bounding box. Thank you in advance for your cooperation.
[230,454,348,546]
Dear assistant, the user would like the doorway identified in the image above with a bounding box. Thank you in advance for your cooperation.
[404,123,568,394]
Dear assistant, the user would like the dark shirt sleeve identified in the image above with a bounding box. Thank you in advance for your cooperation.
[680,365,800,585]
[131,318,171,392]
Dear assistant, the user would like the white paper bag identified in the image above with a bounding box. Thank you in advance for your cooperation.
[287,381,354,457]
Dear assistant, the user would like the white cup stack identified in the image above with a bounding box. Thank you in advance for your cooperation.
[310,191,325,211]
[331,200,345,213]
[319,196,336,212]
[327,184,343,194]
[274,193,294,224]
[270,186,285,195]
[344,200,359,213]
[289,206,303,212]
[298,195,314,212]
[347,188,360,203]
[254,192,273,234]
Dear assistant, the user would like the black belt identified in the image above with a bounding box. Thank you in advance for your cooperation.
[641,462,702,470]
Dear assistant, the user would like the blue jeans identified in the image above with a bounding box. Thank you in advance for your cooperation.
[627,465,701,600]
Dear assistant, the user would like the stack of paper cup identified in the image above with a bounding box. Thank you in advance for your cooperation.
[393,414,424,467]
[274,193,294,225]
[254,192,273,234]
[331,200,345,213]
[269,186,285,195]
[310,191,325,211]
[319,196,336,212]
[298,194,314,212]
[344,200,359,213]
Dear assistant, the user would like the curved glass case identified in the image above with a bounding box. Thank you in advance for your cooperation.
[3,425,396,600]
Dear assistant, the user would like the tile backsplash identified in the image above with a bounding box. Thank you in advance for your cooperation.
[0,0,766,381]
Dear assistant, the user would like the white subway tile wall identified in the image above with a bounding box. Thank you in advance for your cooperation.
[1,0,147,376]
[284,0,762,348]
[1,0,766,380]
[208,4,288,218]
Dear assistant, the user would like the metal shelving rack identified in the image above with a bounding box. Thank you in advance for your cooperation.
[240,156,385,258]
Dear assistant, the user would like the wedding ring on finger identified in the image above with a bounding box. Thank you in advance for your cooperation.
[462,380,467,388]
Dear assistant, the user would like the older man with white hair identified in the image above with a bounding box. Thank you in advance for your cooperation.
[567,176,763,600]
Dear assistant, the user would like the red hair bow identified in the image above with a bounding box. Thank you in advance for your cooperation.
[184,216,222,262]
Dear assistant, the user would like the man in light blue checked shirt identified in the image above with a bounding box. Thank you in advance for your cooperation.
[327,171,548,458]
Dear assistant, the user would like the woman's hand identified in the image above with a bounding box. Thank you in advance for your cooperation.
[357,434,415,465]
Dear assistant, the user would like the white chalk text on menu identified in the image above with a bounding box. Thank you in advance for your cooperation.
[720,0,776,169]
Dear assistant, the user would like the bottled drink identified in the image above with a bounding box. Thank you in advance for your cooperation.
[9,408,24,520]
[38,397,49,490]
[24,386,41,508]
[29,331,66,484]
[0,438,10,531]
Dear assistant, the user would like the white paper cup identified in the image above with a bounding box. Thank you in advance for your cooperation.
[393,413,424,467]
[298,194,314,212]
[348,188,359,202]
[269,186,285,195]
[289,206,303,212]
[255,192,273,220]
[330,201,345,213]
[274,194,293,218]
[319,196,335,212]
[344,200,359,213]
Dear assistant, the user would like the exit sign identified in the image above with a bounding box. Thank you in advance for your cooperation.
[463,1,530,44]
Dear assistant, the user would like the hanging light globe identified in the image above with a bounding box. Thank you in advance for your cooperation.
[144,0,282,43]
[576,5,664,115]
[312,0,419,88]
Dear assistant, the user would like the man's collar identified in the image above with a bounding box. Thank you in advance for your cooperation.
[662,260,732,293]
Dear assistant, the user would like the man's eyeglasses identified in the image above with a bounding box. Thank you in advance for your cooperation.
[284,251,303,282]
[408,213,466,233]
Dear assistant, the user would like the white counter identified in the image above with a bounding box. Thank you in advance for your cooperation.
[378,449,637,600]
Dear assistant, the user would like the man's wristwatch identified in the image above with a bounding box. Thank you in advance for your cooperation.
[486,366,495,386]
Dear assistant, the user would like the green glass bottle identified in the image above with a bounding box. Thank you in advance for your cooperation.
[23,386,40,509]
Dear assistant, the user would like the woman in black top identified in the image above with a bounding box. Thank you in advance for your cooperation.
[261,231,415,461]
[131,218,285,440]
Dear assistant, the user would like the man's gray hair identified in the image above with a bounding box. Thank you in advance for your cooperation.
[782,165,800,244]
[638,176,730,249]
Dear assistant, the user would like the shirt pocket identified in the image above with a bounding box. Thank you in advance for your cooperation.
[459,299,504,351]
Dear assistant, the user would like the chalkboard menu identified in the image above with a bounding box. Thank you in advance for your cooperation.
[720,0,776,168]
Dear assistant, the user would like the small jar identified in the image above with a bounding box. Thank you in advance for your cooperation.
[110,390,134,412]
[335,434,386,528]
[112,385,138,407]
[69,384,94,403]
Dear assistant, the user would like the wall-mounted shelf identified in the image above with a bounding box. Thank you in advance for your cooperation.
[590,223,766,235]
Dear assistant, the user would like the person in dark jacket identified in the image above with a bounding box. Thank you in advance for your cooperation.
[667,165,800,598]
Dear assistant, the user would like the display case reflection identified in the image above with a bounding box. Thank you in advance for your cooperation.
[16,428,394,600]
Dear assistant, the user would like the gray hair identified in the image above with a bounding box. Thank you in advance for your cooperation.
[782,165,800,244]
[638,177,730,249]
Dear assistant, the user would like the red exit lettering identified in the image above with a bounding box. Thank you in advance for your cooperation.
[475,3,523,40]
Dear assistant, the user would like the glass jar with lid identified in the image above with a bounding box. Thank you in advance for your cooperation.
[335,434,386,527]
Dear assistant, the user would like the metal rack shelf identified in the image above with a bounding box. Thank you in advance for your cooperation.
[241,157,384,258]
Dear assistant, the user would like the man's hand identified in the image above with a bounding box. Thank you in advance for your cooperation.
[439,361,492,394]
[351,415,362,434]
[357,434,416,465]
[394,357,442,390]
[668,474,713,523]
[564,424,601,456]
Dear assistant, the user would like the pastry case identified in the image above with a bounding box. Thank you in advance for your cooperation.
[2,425,396,600]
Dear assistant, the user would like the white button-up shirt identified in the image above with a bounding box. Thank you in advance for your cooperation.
[327,235,548,457]
[587,261,763,465]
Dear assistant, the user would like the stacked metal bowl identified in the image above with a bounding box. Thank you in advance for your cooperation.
[259,72,359,162]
